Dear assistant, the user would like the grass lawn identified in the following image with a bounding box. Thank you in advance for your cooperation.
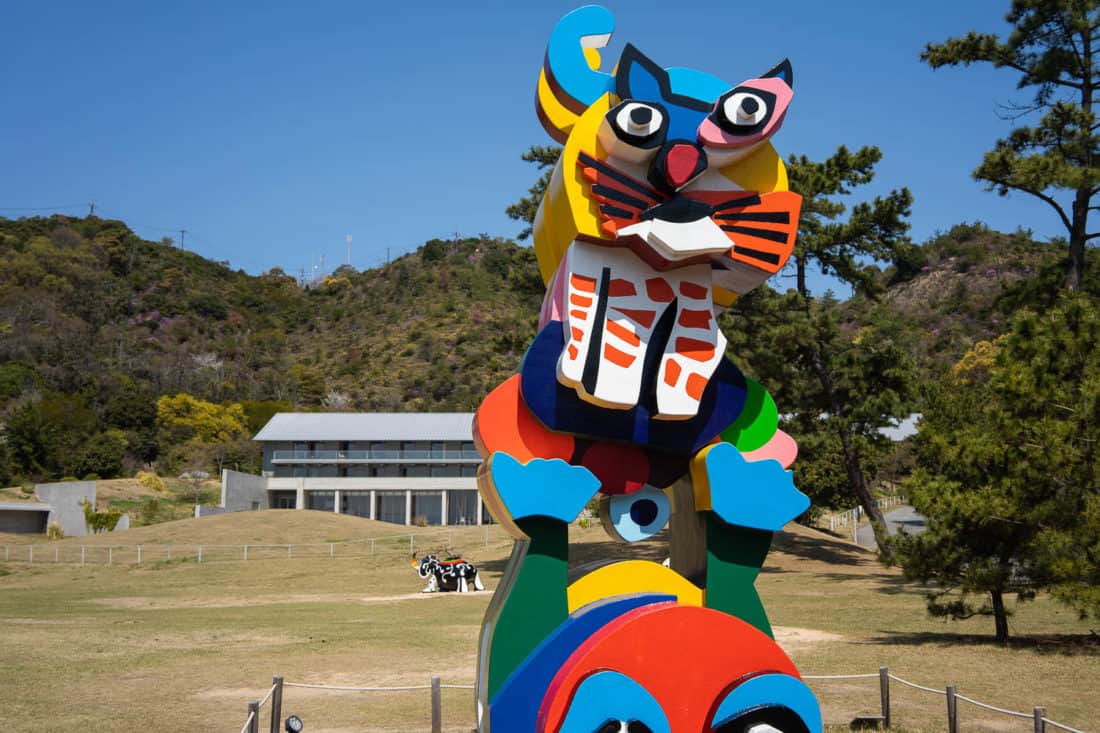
[0,511,1095,732]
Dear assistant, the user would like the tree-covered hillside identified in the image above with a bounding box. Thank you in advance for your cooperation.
[0,215,542,481]
[0,213,1084,491]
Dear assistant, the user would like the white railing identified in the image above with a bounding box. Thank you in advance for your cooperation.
[1,527,501,566]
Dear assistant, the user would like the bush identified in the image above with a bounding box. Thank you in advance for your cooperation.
[414,514,429,527]
[135,470,166,493]
[46,522,64,540]
[81,473,100,481]
[139,497,161,526]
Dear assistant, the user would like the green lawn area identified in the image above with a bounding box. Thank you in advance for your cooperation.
[0,511,1095,732]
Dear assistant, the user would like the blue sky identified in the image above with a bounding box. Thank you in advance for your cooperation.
[0,1,1065,293]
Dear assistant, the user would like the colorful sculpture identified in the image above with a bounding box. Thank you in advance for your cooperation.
[411,553,485,593]
[473,7,821,732]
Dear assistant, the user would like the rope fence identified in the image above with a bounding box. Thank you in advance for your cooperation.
[238,668,1090,733]
[0,527,505,567]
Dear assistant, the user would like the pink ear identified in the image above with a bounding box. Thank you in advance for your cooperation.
[698,77,794,150]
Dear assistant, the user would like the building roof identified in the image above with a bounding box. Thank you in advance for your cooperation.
[253,412,476,442]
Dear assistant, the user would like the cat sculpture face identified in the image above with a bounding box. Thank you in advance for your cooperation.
[533,7,801,306]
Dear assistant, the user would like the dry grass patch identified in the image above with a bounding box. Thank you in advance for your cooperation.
[0,512,1095,733]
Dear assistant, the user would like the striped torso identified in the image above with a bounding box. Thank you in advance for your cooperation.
[551,241,726,420]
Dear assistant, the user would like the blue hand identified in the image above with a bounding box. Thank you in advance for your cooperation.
[486,452,600,524]
[700,442,809,531]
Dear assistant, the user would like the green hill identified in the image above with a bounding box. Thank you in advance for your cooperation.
[0,214,1075,483]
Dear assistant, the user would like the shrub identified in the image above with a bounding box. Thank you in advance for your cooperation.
[414,514,429,527]
[135,471,166,493]
[46,522,64,540]
[81,473,100,481]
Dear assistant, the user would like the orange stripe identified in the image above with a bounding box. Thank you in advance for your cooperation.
[571,327,584,342]
[664,360,682,387]
[605,320,640,347]
[603,344,636,368]
[608,279,637,297]
[676,337,716,362]
[678,309,712,329]
[570,274,597,293]
[611,308,656,328]
[646,278,675,302]
[567,344,579,360]
[570,293,593,307]
[570,309,588,321]
[686,373,708,400]
[680,281,708,299]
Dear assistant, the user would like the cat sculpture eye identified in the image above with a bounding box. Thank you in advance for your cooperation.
[609,102,667,146]
[716,88,775,133]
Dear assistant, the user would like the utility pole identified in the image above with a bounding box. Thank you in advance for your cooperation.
[346,235,351,267]
[179,229,188,249]
[88,200,95,217]
[386,247,390,265]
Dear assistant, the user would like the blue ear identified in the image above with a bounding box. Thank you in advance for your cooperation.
[615,44,669,103]
[763,58,794,89]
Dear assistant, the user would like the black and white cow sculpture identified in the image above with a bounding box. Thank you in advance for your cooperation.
[411,553,485,593]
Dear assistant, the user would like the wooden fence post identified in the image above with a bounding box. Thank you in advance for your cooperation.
[287,544,292,559]
[198,545,203,563]
[1033,706,1046,733]
[879,666,890,728]
[431,675,442,733]
[55,547,59,563]
[137,545,142,564]
[166,545,171,560]
[107,546,112,565]
[248,700,260,733]
[80,546,85,565]
[946,685,958,733]
[330,543,334,559]
[270,676,284,733]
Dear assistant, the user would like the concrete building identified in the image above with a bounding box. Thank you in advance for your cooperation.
[220,412,488,526]
[0,481,127,536]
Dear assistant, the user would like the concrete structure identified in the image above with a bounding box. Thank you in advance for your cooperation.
[219,413,488,526]
[0,481,98,536]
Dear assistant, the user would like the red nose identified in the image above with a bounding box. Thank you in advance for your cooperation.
[664,143,702,189]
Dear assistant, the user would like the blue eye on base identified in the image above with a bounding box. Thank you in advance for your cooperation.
[600,485,671,542]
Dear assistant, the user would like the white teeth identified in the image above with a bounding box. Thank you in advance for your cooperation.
[618,217,731,260]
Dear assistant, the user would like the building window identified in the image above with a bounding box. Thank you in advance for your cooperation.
[375,491,406,524]
[271,491,296,509]
[431,442,446,458]
[342,491,371,518]
[412,491,442,525]
[307,491,335,511]
[448,490,478,525]
[429,465,459,478]
[403,464,429,478]
[462,441,478,459]
[460,464,478,477]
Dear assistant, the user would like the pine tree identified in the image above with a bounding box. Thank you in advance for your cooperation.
[922,1,1100,291]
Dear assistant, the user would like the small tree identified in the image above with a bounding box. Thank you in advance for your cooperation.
[179,470,211,506]
[780,147,916,551]
[896,295,1100,640]
[922,1,1100,291]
